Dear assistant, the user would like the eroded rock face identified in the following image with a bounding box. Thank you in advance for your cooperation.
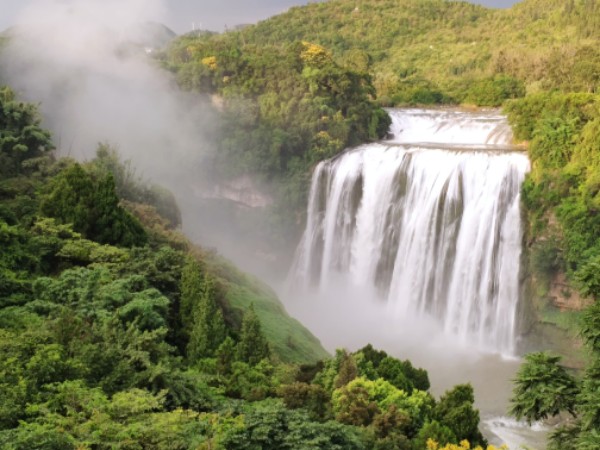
[549,272,592,311]
[197,175,273,209]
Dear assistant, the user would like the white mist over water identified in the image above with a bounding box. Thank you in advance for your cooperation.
[285,108,544,448]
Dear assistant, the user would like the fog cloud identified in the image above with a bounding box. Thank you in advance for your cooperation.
[1,0,216,190]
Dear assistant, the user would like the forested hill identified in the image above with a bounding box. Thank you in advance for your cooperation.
[174,0,599,106]
[0,90,496,449]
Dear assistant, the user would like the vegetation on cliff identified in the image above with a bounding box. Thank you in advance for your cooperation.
[505,91,600,449]
[162,35,390,239]
[158,0,599,244]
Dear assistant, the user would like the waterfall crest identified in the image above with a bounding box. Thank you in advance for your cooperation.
[289,109,530,354]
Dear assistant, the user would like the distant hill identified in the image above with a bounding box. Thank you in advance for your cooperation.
[174,0,599,104]
[130,21,177,50]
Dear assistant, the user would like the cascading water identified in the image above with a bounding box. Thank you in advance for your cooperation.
[289,109,530,355]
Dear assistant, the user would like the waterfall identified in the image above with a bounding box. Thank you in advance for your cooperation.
[289,109,530,355]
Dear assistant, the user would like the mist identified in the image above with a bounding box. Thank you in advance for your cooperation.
[1,0,222,201]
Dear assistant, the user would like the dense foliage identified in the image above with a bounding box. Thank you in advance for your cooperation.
[165,39,389,176]
[0,88,491,448]
[3,0,599,447]
[504,93,600,294]
[506,92,600,448]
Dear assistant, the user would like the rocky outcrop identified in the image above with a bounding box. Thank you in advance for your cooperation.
[548,272,593,311]
[196,175,273,209]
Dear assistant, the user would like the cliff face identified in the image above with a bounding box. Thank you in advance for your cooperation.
[200,175,273,209]
[548,272,592,312]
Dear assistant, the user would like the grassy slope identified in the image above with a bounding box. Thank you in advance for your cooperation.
[205,253,329,364]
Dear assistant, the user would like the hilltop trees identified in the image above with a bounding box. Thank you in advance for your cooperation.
[165,0,600,108]
[40,163,147,247]
[0,86,52,178]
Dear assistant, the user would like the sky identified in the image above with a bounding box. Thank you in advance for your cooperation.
[1,0,521,34]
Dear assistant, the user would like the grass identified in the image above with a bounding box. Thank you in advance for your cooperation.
[206,251,330,365]
[226,283,330,364]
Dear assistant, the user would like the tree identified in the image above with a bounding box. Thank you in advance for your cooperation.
[580,299,600,354]
[277,382,331,420]
[332,377,426,429]
[89,145,182,228]
[434,384,486,447]
[215,400,365,450]
[117,289,170,331]
[0,87,53,178]
[353,345,430,393]
[332,383,379,427]
[179,257,203,331]
[236,303,270,366]
[40,164,95,235]
[334,350,358,388]
[216,336,236,376]
[187,275,227,360]
[510,352,578,424]
[40,164,146,247]
[372,404,411,441]
[412,420,457,450]
[376,357,413,393]
[90,173,147,247]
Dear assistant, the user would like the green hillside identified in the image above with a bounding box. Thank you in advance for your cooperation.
[162,0,600,301]
[244,0,599,102]
[0,86,326,366]
[169,0,598,106]
[2,0,600,446]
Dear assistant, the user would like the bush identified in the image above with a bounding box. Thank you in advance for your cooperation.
[464,75,525,107]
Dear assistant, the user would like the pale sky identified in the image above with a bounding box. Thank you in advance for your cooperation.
[0,0,521,34]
